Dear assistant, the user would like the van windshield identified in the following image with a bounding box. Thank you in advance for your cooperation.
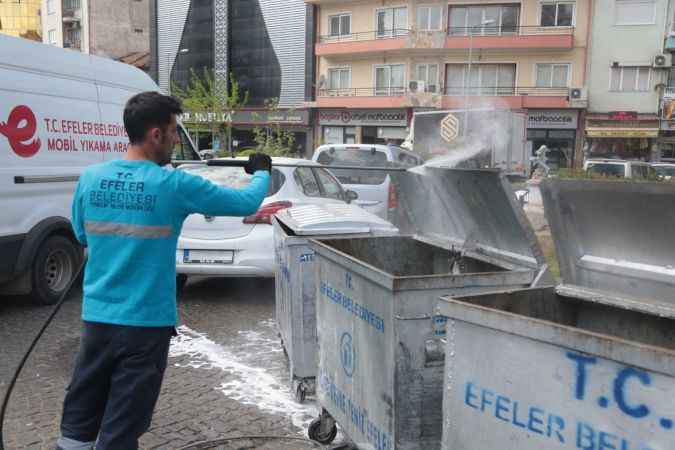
[587,163,626,178]
[316,148,389,185]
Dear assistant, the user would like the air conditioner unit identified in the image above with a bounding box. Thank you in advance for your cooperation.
[654,54,672,68]
[409,80,426,94]
[569,87,588,107]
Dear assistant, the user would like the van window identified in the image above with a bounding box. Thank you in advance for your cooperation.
[317,148,388,185]
[173,127,200,161]
[587,163,626,178]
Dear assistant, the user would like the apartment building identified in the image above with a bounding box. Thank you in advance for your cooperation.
[0,0,41,41]
[585,0,670,162]
[310,0,590,167]
[41,0,149,59]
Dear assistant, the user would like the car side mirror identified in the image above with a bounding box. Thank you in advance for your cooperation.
[345,190,359,203]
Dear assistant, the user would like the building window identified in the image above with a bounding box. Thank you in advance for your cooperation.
[536,63,570,88]
[375,64,406,95]
[417,5,442,31]
[540,2,575,27]
[47,0,56,15]
[661,143,675,160]
[327,67,351,93]
[610,66,651,91]
[615,0,656,25]
[329,13,351,37]
[449,5,520,35]
[445,64,516,95]
[376,7,408,38]
[415,63,439,92]
[48,29,57,45]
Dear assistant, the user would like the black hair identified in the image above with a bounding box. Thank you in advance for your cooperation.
[123,92,183,144]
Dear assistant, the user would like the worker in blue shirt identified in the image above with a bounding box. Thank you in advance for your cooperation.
[56,92,271,450]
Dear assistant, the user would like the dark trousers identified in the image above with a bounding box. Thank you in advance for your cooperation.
[59,321,174,450]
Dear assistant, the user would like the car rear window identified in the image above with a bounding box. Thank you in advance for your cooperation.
[316,148,389,185]
[182,166,284,196]
[587,163,626,178]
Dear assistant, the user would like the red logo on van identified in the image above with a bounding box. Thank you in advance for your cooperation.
[0,105,42,158]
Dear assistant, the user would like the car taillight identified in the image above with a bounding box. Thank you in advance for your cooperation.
[388,183,398,210]
[243,201,292,225]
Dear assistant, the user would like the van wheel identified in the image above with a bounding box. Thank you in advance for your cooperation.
[31,236,81,305]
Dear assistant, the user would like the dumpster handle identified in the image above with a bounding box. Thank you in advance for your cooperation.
[396,314,433,320]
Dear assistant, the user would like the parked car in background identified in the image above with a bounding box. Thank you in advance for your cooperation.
[198,149,216,160]
[583,159,656,180]
[312,144,423,219]
[652,163,675,181]
[175,157,356,288]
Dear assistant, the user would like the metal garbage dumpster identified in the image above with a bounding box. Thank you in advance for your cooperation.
[273,203,398,403]
[437,178,675,450]
[307,168,552,449]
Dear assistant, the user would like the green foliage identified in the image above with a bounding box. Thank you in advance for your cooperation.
[251,98,297,157]
[171,69,248,155]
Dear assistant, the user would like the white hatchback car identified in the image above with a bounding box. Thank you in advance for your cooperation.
[175,157,354,287]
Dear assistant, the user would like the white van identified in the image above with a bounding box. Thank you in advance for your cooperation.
[0,35,199,304]
[312,144,423,219]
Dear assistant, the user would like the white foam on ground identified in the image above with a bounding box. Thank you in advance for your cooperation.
[169,323,318,431]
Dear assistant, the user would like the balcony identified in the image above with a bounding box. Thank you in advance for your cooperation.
[664,87,675,99]
[62,0,81,22]
[317,86,570,109]
[316,26,574,56]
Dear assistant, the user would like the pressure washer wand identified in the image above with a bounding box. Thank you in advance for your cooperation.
[172,159,410,172]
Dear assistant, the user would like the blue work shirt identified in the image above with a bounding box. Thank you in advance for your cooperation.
[71,160,270,327]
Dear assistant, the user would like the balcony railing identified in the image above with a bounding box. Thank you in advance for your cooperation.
[664,87,675,98]
[62,0,81,18]
[447,26,574,36]
[319,26,573,43]
[320,29,411,43]
[444,86,570,96]
[318,86,570,97]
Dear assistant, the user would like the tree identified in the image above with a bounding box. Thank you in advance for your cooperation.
[172,69,248,156]
[251,98,297,156]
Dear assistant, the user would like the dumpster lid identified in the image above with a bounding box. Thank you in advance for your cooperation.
[541,179,675,307]
[392,168,548,272]
[275,203,398,236]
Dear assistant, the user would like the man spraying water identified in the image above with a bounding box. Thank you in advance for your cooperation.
[56,92,272,450]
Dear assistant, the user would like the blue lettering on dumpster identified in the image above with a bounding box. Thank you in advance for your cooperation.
[320,281,385,334]
[320,372,393,450]
[299,252,314,263]
[458,351,672,449]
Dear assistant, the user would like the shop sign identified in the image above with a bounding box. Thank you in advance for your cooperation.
[181,110,310,125]
[527,110,578,129]
[586,128,659,138]
[319,109,408,127]
[608,111,639,121]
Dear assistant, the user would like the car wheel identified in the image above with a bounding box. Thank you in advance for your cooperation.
[31,235,82,306]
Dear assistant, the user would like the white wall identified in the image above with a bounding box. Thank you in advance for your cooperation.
[587,0,670,113]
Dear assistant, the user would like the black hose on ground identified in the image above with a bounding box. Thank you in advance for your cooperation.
[176,435,324,449]
[0,257,87,450]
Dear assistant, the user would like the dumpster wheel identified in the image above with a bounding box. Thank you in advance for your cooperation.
[308,417,338,444]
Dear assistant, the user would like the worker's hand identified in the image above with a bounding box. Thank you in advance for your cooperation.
[245,153,272,175]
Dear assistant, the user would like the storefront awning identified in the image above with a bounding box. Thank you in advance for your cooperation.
[586,128,659,138]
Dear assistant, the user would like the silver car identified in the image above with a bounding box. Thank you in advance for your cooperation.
[175,157,354,289]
